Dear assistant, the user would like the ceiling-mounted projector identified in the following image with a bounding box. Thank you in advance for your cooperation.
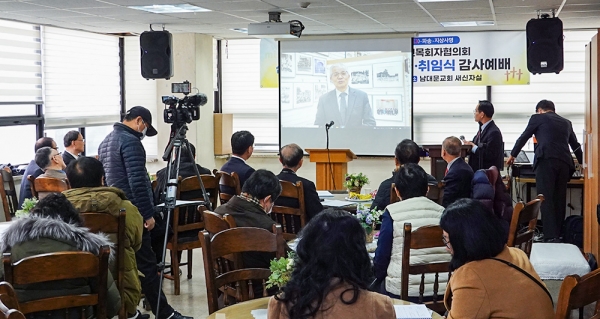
[248,12,304,38]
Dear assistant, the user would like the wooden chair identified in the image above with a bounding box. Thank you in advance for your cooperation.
[80,210,126,319]
[199,226,285,314]
[390,183,399,204]
[555,268,600,319]
[214,170,241,205]
[3,246,110,319]
[27,176,70,200]
[166,176,208,295]
[203,211,236,237]
[271,180,306,241]
[391,182,444,206]
[199,173,221,210]
[0,168,17,221]
[401,223,451,315]
[0,282,24,319]
[507,194,544,258]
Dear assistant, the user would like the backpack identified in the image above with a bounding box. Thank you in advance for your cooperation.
[562,215,583,248]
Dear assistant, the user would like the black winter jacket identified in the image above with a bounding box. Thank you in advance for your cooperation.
[98,123,154,220]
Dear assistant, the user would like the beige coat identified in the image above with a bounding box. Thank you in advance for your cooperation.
[267,282,396,319]
[444,246,554,319]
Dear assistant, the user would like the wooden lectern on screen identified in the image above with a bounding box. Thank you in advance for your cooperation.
[306,149,357,191]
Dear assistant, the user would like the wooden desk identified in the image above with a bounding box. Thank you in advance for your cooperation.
[514,177,584,203]
[206,296,445,319]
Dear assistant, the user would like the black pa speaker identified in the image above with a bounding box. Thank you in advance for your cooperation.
[140,31,173,79]
[526,16,564,74]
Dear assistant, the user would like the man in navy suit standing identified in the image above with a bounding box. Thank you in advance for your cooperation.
[463,100,504,172]
[507,100,582,242]
[441,136,474,207]
[220,130,256,189]
[313,64,376,128]
[276,143,323,222]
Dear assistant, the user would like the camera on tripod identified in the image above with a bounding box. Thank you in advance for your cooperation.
[162,80,207,125]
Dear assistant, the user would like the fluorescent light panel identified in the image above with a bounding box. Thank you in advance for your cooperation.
[231,28,248,33]
[128,4,211,14]
[440,21,495,27]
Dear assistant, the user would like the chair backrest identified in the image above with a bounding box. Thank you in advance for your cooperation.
[392,182,444,206]
[215,170,241,205]
[29,176,70,200]
[171,176,209,244]
[507,194,544,257]
[0,169,17,220]
[3,246,110,319]
[401,223,451,315]
[203,211,236,237]
[390,183,399,204]
[0,282,24,319]
[199,226,285,314]
[555,268,600,319]
[271,180,306,241]
[180,174,220,211]
[80,210,126,311]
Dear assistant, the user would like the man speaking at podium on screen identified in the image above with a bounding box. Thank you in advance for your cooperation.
[314,64,376,128]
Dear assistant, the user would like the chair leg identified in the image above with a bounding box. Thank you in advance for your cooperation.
[171,248,180,295]
[187,250,193,279]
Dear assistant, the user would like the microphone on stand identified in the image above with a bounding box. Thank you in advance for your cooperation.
[325,121,334,130]
[325,121,336,190]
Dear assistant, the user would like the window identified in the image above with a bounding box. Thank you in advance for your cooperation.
[0,125,38,165]
[44,128,78,153]
[85,125,114,157]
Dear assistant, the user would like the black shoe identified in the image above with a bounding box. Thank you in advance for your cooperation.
[169,311,193,319]
[140,314,150,319]
[128,310,150,319]
[533,233,544,243]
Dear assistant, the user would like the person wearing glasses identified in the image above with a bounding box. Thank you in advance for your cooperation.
[441,199,554,319]
[35,146,67,180]
[19,137,57,207]
[462,100,504,172]
[313,64,376,128]
[62,130,85,166]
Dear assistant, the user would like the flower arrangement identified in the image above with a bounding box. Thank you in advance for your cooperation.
[15,197,38,218]
[266,251,295,289]
[355,204,384,235]
[344,173,369,190]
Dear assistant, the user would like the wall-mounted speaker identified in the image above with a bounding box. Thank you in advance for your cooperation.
[526,16,563,74]
[140,31,173,79]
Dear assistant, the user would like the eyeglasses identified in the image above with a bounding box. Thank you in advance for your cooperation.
[332,71,349,78]
[442,236,450,247]
[76,139,85,142]
[473,109,480,114]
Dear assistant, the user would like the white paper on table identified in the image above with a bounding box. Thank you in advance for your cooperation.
[321,199,353,207]
[155,200,205,207]
[317,190,334,198]
[394,304,432,319]
[250,309,268,319]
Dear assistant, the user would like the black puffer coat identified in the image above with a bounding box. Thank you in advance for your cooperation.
[98,123,154,220]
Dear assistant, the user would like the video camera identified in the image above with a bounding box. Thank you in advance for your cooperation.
[162,81,207,125]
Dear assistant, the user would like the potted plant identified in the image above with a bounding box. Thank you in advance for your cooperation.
[266,251,295,290]
[355,205,384,243]
[15,197,38,218]
[344,173,369,194]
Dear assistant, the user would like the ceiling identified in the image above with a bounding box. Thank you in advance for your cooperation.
[0,0,598,39]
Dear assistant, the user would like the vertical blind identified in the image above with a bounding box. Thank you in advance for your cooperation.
[42,26,120,128]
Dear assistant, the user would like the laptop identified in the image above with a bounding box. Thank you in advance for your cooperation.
[506,150,531,165]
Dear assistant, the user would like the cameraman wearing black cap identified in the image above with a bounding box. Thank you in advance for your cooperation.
[99,106,192,319]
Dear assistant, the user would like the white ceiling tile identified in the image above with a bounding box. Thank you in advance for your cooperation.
[20,0,112,9]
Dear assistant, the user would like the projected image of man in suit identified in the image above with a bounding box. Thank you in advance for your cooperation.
[313,64,376,128]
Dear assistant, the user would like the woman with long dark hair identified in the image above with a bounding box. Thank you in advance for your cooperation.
[268,208,396,319]
[441,199,554,319]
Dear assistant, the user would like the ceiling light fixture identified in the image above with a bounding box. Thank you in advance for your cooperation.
[440,21,495,27]
[129,4,211,14]
[231,28,248,33]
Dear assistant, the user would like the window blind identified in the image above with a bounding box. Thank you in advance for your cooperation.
[42,26,120,128]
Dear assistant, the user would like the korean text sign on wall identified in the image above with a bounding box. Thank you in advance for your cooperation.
[413,31,529,86]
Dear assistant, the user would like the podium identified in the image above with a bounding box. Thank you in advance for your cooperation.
[422,145,471,181]
[306,149,357,190]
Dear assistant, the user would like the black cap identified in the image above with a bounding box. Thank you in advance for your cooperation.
[126,106,157,137]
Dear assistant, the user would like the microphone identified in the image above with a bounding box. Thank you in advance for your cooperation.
[459,135,465,142]
[325,121,334,129]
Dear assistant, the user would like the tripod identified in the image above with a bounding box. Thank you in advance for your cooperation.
[155,123,212,317]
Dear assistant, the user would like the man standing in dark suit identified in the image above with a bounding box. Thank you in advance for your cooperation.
[463,100,504,172]
[276,143,323,222]
[220,130,255,189]
[441,136,474,207]
[507,100,582,242]
[313,64,376,127]
[62,130,84,167]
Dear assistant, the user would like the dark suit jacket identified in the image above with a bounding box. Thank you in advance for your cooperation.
[442,157,474,207]
[276,168,323,222]
[62,152,77,167]
[372,171,438,211]
[511,112,582,172]
[18,160,43,208]
[468,120,504,172]
[220,156,255,193]
[313,87,376,127]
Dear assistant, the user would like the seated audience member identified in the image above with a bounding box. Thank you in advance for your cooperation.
[0,193,121,319]
[19,137,56,207]
[372,139,437,211]
[62,130,84,167]
[441,136,474,207]
[35,146,67,179]
[63,157,145,319]
[441,199,554,319]
[268,208,396,319]
[276,143,323,222]
[219,130,255,191]
[373,163,450,298]
[214,169,289,269]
